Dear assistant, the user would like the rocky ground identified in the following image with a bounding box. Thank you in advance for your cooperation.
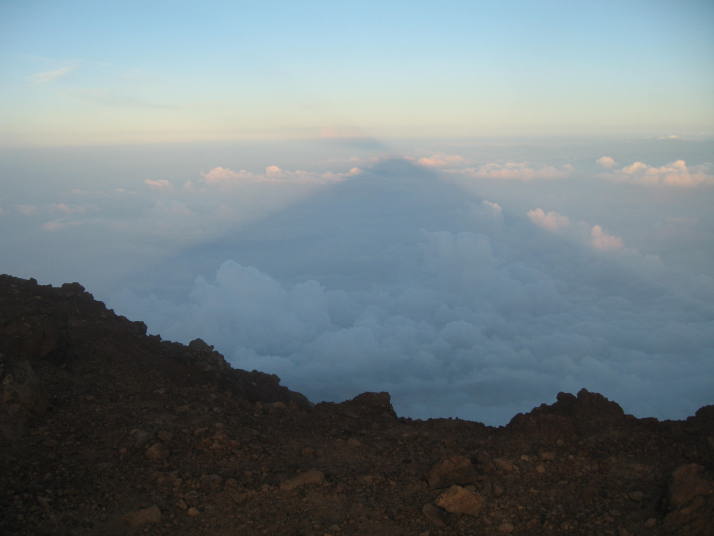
[1,274,712,535]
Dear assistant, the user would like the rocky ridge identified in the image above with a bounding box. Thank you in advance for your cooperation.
[1,274,712,535]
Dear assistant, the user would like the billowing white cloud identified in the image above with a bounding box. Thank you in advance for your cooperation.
[417,154,466,168]
[596,156,616,169]
[601,160,714,187]
[590,224,624,251]
[202,166,256,184]
[144,179,172,190]
[527,208,625,251]
[527,208,570,231]
[451,162,574,181]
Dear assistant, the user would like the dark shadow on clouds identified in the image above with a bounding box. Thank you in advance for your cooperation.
[112,158,714,425]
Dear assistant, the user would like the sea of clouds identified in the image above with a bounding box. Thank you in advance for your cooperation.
[2,139,713,424]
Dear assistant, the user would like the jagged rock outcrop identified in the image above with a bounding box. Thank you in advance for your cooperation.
[0,274,308,444]
[506,389,628,436]
[0,274,712,535]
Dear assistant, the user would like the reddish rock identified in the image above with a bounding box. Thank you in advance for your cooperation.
[435,485,484,516]
[426,455,478,488]
[123,505,161,527]
[279,470,326,490]
[668,464,713,509]
[145,442,169,461]
[422,503,448,527]
[663,464,714,535]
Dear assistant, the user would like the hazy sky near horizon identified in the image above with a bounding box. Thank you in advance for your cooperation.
[2,0,713,145]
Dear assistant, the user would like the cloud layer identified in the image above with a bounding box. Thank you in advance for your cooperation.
[110,159,714,425]
[449,162,574,181]
[527,208,570,231]
[199,165,361,186]
[598,158,714,187]
[2,140,712,425]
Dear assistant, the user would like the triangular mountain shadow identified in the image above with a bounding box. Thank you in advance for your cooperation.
[124,158,492,296]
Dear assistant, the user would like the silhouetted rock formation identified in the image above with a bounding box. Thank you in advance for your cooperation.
[1,274,712,535]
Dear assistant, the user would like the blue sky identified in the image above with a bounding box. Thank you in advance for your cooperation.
[2,0,713,145]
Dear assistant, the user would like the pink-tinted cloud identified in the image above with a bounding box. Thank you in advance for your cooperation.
[596,156,616,169]
[527,208,626,252]
[590,225,624,251]
[144,179,173,190]
[201,165,361,186]
[201,166,255,184]
[417,154,466,168]
[452,162,573,181]
[527,208,570,231]
[600,159,714,187]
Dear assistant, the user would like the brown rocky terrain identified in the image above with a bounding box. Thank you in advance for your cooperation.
[1,274,712,535]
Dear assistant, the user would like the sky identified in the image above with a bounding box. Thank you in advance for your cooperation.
[1,1,713,424]
[1,1,713,145]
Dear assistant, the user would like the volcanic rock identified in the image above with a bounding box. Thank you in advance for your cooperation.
[435,485,484,516]
[123,505,162,527]
[0,274,713,535]
[280,469,326,490]
[421,503,448,527]
[426,455,478,488]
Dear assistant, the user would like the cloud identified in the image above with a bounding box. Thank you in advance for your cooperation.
[450,162,574,181]
[30,65,76,84]
[201,165,361,186]
[527,208,570,231]
[417,154,466,168]
[42,220,83,232]
[144,179,173,190]
[590,225,624,251]
[5,147,711,427]
[481,200,502,215]
[52,203,91,215]
[109,159,714,426]
[527,208,625,251]
[201,166,255,184]
[601,160,714,187]
[596,156,616,169]
[16,204,38,216]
